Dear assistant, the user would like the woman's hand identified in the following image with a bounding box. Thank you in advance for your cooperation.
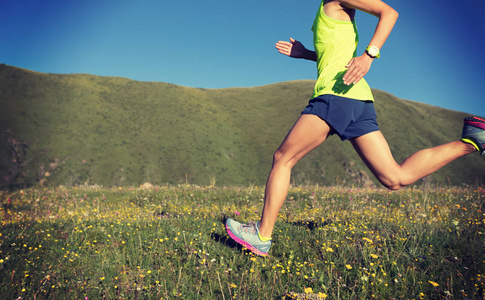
[275,38,317,61]
[343,54,374,85]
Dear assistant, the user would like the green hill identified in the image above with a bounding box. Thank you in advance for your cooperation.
[0,64,483,189]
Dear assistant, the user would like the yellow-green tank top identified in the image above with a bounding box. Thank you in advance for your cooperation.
[311,1,374,101]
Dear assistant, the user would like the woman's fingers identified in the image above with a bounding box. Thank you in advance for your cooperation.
[343,56,372,85]
[275,41,293,56]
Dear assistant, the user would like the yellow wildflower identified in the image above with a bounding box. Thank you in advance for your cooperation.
[429,281,439,287]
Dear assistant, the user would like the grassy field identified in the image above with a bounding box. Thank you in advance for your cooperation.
[1,184,484,299]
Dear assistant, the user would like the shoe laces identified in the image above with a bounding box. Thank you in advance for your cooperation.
[239,221,257,235]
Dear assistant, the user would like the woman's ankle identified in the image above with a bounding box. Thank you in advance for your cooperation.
[258,221,273,239]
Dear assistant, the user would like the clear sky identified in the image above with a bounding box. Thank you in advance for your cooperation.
[2,0,484,116]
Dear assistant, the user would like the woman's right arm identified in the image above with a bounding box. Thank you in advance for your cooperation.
[275,38,317,61]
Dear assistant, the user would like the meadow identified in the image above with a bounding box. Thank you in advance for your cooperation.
[0,184,484,299]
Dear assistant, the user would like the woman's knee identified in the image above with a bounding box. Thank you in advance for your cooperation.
[385,182,405,191]
[379,175,405,190]
[272,148,297,169]
[273,148,287,165]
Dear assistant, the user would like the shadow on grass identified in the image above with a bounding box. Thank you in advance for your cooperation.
[213,231,275,258]
[211,232,247,253]
[288,219,332,230]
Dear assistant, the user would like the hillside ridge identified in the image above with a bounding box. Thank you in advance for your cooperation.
[1,64,483,188]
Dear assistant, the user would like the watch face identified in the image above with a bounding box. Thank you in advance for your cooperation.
[367,46,379,57]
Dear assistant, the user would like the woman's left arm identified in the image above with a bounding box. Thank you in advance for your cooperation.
[341,0,399,85]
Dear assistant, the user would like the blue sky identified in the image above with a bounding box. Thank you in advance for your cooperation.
[2,0,484,116]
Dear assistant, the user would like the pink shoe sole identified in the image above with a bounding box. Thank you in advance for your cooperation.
[225,224,269,256]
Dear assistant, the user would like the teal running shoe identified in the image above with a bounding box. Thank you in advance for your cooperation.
[461,116,485,155]
[225,218,271,256]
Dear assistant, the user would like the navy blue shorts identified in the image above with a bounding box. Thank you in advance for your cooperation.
[301,94,379,140]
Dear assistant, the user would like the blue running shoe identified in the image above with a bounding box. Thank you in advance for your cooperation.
[461,116,485,155]
[225,218,271,256]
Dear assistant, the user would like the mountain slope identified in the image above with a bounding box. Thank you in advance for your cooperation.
[1,64,483,188]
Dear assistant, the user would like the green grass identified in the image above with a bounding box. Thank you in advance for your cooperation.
[1,185,484,299]
[2,64,485,189]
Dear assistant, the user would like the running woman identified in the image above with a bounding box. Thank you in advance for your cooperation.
[226,0,485,256]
